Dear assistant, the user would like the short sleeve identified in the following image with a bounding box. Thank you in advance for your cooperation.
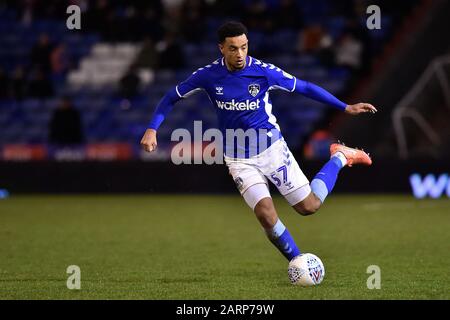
[175,69,205,98]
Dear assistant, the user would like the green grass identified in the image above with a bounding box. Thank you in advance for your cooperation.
[0,194,448,299]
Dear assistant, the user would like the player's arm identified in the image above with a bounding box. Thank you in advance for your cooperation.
[141,88,181,152]
[265,64,377,115]
[294,79,378,115]
[141,70,204,152]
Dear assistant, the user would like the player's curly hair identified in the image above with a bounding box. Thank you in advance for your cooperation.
[217,21,248,43]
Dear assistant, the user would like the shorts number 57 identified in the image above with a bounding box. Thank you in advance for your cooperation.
[270,165,288,187]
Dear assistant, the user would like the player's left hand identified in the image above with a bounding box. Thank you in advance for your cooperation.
[345,103,378,115]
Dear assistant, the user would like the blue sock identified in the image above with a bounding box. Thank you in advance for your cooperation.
[265,219,300,261]
[310,154,345,203]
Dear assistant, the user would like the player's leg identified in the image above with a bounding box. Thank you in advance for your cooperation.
[293,142,373,214]
[291,152,346,215]
[263,139,315,214]
[225,157,301,261]
[244,185,277,228]
[243,184,301,261]
[291,189,322,216]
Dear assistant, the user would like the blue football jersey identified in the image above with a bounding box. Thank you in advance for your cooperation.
[175,56,296,158]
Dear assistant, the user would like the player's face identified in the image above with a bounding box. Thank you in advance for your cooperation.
[219,34,248,71]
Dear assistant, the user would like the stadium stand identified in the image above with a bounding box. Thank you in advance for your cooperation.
[0,0,420,160]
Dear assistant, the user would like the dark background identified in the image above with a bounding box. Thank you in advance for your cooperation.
[0,0,449,193]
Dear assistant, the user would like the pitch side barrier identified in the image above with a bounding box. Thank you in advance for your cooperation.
[0,160,449,197]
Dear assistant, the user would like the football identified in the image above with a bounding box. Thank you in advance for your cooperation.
[288,253,325,286]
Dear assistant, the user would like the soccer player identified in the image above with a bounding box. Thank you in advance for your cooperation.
[141,22,377,261]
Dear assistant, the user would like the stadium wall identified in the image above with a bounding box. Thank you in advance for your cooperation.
[1,160,449,196]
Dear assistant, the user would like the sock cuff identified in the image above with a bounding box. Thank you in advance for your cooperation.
[331,151,347,168]
[265,219,286,239]
[310,178,327,203]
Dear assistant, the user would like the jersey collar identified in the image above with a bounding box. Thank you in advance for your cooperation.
[222,56,252,74]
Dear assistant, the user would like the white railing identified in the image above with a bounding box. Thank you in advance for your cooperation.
[392,55,450,159]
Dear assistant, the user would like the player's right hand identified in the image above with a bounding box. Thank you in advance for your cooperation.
[140,129,158,152]
[345,103,378,115]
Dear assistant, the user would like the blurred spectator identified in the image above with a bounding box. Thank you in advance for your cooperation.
[243,0,272,32]
[134,37,159,70]
[18,0,34,26]
[208,0,242,17]
[331,0,357,19]
[30,33,53,73]
[297,25,332,54]
[335,31,363,72]
[156,33,185,70]
[49,97,84,145]
[161,0,183,35]
[119,65,141,100]
[11,66,27,101]
[50,43,71,76]
[274,0,304,30]
[84,0,111,33]
[0,67,9,99]
[162,0,185,9]
[142,3,165,42]
[343,19,372,73]
[17,0,70,21]
[297,24,335,68]
[122,6,141,42]
[39,0,69,19]
[180,0,207,43]
[28,68,54,99]
[303,130,334,160]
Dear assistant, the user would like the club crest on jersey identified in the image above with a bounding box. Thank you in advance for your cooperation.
[248,83,260,97]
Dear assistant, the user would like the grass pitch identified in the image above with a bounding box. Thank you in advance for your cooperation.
[0,194,448,299]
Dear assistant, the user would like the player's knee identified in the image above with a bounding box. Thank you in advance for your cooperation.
[294,206,316,216]
[293,197,321,216]
[302,204,319,216]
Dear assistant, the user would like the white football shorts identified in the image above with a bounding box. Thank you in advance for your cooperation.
[224,138,311,209]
